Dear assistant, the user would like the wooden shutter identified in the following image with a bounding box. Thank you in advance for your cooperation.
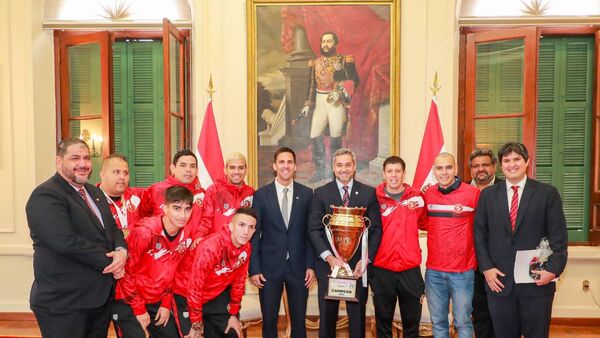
[130,41,165,186]
[536,36,594,242]
[111,40,165,187]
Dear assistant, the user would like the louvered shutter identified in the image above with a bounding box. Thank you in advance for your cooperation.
[536,37,593,242]
[129,41,165,187]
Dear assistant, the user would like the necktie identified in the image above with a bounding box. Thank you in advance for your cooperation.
[510,185,519,232]
[78,188,100,223]
[342,186,350,207]
[282,187,289,227]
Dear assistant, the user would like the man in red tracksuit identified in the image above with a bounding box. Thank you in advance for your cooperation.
[424,153,480,338]
[200,152,254,236]
[98,154,145,236]
[138,149,206,218]
[112,186,195,338]
[371,156,427,338]
[185,208,257,338]
[175,152,253,336]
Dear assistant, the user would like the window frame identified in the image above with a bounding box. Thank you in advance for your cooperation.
[459,25,600,245]
[54,26,191,178]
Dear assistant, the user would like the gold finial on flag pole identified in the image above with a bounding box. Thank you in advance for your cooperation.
[430,71,441,96]
[207,74,216,100]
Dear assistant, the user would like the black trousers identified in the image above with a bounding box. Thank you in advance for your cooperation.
[472,271,495,338]
[202,288,239,338]
[259,262,308,338]
[111,300,180,338]
[369,266,424,338]
[487,291,554,338]
[32,303,110,338]
[315,259,368,338]
[173,293,191,336]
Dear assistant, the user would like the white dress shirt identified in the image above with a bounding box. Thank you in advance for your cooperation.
[506,176,527,210]
[274,178,293,226]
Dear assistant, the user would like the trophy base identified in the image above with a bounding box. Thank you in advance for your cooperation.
[325,275,359,302]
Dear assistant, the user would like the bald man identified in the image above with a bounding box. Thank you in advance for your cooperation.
[97,154,145,236]
[423,153,480,338]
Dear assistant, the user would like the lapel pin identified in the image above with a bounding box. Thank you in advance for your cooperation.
[296,196,299,200]
[355,191,359,195]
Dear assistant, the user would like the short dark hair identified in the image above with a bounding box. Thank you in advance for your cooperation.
[234,207,258,221]
[57,138,89,157]
[172,149,198,166]
[498,142,529,162]
[164,186,194,206]
[383,156,406,171]
[321,31,339,45]
[273,147,296,163]
[468,148,497,167]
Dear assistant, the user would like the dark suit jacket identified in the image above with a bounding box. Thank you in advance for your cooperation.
[309,180,382,270]
[474,178,568,297]
[26,173,126,309]
[249,181,315,280]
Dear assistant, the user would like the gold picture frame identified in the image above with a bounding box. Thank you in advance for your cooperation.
[247,0,400,188]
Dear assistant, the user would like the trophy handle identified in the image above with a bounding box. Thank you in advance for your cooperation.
[363,216,371,229]
[322,214,332,226]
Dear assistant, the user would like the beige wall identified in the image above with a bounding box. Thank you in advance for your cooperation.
[0,0,598,318]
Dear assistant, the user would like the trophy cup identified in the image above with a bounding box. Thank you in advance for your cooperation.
[322,205,370,302]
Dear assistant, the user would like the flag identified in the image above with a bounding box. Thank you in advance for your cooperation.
[197,100,224,188]
[412,97,446,190]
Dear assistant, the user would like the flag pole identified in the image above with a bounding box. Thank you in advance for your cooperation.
[430,71,441,96]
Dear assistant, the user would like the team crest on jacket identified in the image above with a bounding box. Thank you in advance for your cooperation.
[223,203,229,210]
[380,203,387,210]
[194,192,205,206]
[408,201,418,210]
[241,196,253,208]
[454,204,464,213]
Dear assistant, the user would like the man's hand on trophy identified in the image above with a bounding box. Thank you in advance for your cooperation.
[325,255,346,270]
[353,259,365,277]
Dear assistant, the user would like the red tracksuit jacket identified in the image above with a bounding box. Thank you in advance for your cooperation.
[424,182,480,273]
[373,183,427,272]
[115,216,194,315]
[138,176,205,218]
[96,184,145,232]
[199,178,254,237]
[187,226,251,324]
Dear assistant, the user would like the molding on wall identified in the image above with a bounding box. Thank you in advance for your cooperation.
[0,245,33,257]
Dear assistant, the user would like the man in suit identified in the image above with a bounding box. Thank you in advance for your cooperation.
[249,147,315,338]
[26,138,127,338]
[468,148,503,338]
[309,148,382,338]
[474,142,568,338]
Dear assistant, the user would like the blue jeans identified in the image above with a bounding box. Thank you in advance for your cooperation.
[425,268,474,338]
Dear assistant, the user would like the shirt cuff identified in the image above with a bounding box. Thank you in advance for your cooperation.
[320,250,332,262]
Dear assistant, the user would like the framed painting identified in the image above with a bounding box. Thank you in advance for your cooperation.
[247,0,400,188]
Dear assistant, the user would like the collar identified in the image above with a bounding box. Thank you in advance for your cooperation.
[274,179,293,193]
[336,178,354,192]
[438,177,461,195]
[470,176,495,189]
[506,176,527,191]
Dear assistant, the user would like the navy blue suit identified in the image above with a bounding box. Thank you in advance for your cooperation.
[308,179,382,338]
[250,180,314,338]
[474,178,568,338]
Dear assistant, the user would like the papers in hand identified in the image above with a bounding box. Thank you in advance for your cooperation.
[514,250,558,284]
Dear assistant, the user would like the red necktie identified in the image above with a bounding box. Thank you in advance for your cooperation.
[78,188,99,222]
[510,185,519,232]
[342,186,350,207]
